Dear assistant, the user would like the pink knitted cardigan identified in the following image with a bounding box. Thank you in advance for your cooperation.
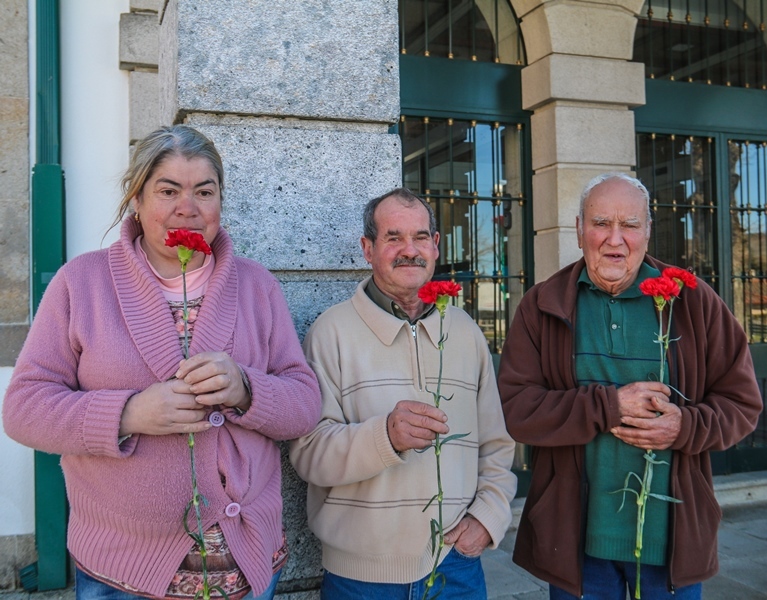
[3,218,321,596]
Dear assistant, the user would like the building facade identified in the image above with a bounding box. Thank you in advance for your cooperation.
[0,0,765,595]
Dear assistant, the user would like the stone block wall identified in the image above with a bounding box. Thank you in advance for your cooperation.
[156,1,402,596]
[0,0,30,366]
[120,2,161,143]
[0,0,34,590]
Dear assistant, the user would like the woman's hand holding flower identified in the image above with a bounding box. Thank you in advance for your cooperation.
[176,351,251,412]
[119,379,211,437]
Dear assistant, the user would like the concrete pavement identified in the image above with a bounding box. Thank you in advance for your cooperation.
[483,471,767,599]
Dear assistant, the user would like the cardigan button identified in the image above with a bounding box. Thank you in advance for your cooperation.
[225,502,241,518]
[209,411,225,427]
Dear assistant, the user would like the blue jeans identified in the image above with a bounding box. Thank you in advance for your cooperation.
[75,567,281,600]
[548,554,702,600]
[320,547,487,600]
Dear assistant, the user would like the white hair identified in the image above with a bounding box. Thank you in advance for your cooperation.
[577,172,652,235]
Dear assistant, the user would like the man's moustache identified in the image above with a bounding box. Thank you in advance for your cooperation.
[392,257,427,268]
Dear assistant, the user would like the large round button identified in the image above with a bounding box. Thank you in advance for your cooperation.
[225,502,241,517]
[209,411,225,427]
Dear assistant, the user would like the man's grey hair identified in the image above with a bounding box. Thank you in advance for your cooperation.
[578,172,652,235]
[362,187,437,242]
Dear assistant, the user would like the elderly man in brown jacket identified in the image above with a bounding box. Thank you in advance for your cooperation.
[498,172,762,599]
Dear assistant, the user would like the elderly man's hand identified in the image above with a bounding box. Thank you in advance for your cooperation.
[611,396,682,450]
[616,381,671,419]
[444,515,491,557]
[387,400,449,452]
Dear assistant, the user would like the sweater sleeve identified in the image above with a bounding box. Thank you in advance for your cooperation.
[670,286,762,454]
[289,318,406,487]
[224,277,321,441]
[464,323,517,549]
[498,289,623,447]
[2,270,137,458]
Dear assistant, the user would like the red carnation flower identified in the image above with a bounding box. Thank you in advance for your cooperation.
[418,281,462,305]
[639,276,680,301]
[662,267,697,291]
[165,230,212,255]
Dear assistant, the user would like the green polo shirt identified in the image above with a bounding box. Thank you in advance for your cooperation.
[576,263,673,566]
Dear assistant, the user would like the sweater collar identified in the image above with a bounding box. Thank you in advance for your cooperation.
[351,276,447,349]
[109,218,238,381]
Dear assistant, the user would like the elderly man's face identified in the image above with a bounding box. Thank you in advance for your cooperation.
[576,179,651,296]
[361,196,440,303]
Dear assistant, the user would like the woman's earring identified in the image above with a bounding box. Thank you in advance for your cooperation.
[134,212,140,223]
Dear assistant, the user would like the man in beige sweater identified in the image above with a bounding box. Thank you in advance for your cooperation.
[290,188,517,599]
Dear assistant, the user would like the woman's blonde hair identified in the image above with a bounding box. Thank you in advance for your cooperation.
[111,125,225,230]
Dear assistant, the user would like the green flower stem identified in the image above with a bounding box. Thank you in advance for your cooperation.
[188,433,211,600]
[634,450,655,600]
[181,263,190,359]
[632,301,672,600]
[423,312,446,600]
[181,262,212,600]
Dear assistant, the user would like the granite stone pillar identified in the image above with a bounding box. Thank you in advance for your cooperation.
[158,1,401,596]
[511,0,646,281]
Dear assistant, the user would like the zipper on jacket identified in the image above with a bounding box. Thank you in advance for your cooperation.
[411,324,423,391]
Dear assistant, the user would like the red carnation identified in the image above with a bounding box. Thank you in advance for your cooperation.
[639,276,680,301]
[662,267,697,291]
[418,281,462,305]
[165,229,212,255]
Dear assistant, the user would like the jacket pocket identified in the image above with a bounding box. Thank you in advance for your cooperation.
[527,476,581,584]
[672,468,721,581]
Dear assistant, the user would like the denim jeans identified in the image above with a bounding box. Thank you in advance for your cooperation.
[75,567,281,600]
[548,554,702,600]
[320,547,487,600]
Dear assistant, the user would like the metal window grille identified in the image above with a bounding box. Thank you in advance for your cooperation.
[730,139,767,344]
[636,133,719,288]
[400,115,528,354]
[634,0,767,87]
[637,132,767,451]
[399,0,525,65]
[732,140,767,450]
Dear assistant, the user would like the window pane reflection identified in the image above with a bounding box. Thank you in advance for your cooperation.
[636,133,718,288]
[399,0,525,64]
[730,140,767,342]
[634,0,767,88]
[401,115,528,353]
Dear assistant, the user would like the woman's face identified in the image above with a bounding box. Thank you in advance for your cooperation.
[133,154,222,277]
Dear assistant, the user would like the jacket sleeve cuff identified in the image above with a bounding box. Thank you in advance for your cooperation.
[83,390,139,458]
[467,498,512,550]
[374,415,409,467]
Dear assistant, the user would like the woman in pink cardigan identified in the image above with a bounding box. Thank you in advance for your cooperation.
[3,125,322,600]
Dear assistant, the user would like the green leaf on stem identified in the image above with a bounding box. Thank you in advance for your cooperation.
[438,432,471,446]
[423,493,440,512]
[648,493,683,503]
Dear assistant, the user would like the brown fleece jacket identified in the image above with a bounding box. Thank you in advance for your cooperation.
[498,255,762,595]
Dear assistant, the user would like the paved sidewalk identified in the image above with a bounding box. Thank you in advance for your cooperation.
[483,472,767,600]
